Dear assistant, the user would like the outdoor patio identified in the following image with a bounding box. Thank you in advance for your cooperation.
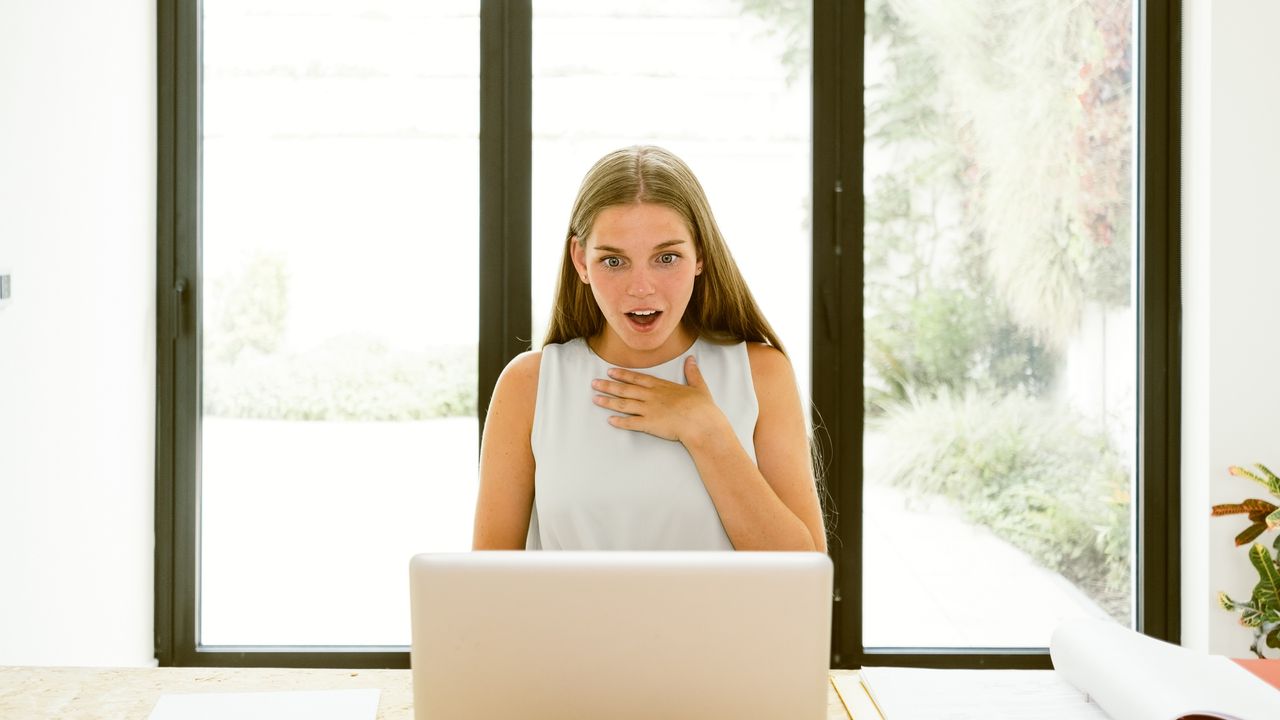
[200,416,1115,649]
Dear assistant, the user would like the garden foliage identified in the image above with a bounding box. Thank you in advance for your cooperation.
[874,392,1131,620]
[204,251,475,421]
[737,0,1138,616]
[1214,464,1280,658]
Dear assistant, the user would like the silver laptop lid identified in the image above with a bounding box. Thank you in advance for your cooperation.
[409,551,833,720]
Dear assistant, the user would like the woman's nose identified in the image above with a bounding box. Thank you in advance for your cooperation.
[627,268,654,297]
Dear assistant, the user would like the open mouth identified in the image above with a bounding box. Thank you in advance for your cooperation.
[625,310,662,328]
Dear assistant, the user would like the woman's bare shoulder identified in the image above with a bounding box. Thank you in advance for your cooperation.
[504,349,543,379]
[485,350,542,434]
[496,350,542,399]
[744,342,794,387]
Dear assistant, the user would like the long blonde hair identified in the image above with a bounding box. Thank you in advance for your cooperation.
[543,145,784,354]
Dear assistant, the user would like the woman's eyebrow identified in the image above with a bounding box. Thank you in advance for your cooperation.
[593,239,688,254]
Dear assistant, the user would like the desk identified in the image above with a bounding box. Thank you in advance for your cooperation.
[0,666,855,719]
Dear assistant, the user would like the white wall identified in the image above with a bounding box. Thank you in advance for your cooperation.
[0,1,156,665]
[1182,0,1280,657]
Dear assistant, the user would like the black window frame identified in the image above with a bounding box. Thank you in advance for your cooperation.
[156,0,1179,669]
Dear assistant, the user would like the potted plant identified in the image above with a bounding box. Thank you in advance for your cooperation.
[1213,464,1280,658]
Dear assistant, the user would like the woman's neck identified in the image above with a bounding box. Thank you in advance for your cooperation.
[586,325,698,369]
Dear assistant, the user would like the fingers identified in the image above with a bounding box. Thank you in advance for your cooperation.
[683,355,704,387]
[592,393,639,415]
[604,367,659,387]
[606,414,642,431]
[590,368,668,402]
[590,378,644,400]
[591,360,705,442]
[598,362,699,393]
[606,404,676,442]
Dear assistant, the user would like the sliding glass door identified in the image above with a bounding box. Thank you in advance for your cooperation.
[861,0,1138,648]
[158,0,1178,668]
[198,1,480,648]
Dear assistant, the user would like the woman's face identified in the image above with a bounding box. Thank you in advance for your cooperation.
[571,202,703,365]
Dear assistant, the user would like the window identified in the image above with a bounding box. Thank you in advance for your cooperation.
[196,0,480,649]
[861,0,1139,648]
[529,0,812,399]
[158,0,1178,667]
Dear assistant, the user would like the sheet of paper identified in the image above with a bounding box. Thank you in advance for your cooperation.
[148,687,380,720]
[830,674,886,720]
[858,667,1108,720]
[1052,618,1280,720]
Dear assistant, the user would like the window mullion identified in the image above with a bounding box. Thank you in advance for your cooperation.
[478,0,533,443]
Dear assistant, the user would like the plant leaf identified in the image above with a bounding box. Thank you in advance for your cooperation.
[1212,499,1277,518]
[1236,522,1269,547]
[1252,631,1268,659]
[1260,463,1280,486]
[1268,507,1280,530]
[1232,465,1280,499]
[1268,625,1280,649]
[1248,498,1279,510]
[1231,464,1266,483]
[1258,464,1280,498]
[1251,543,1280,613]
[1222,591,1264,626]
[1250,507,1280,523]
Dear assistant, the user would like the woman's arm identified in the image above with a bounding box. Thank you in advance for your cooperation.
[683,343,826,552]
[591,344,827,552]
[471,351,540,550]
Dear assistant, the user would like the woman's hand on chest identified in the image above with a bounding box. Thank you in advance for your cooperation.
[590,355,728,446]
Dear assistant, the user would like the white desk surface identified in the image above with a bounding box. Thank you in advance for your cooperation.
[0,665,857,719]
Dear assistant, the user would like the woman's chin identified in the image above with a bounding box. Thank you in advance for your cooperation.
[603,318,676,354]
[617,317,699,354]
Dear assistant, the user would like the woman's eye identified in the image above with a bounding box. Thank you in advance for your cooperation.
[658,253,677,264]
[603,257,622,268]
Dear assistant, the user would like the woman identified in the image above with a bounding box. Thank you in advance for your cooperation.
[472,145,826,552]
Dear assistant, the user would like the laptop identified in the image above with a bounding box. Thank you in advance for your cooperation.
[408,551,833,720]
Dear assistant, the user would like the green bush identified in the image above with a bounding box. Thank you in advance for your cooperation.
[207,251,289,365]
[865,278,1056,417]
[871,391,1131,620]
[205,338,476,421]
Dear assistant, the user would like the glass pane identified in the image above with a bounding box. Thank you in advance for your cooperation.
[531,0,812,404]
[200,0,480,647]
[862,0,1137,647]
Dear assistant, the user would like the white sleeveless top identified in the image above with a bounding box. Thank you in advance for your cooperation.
[527,336,759,550]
